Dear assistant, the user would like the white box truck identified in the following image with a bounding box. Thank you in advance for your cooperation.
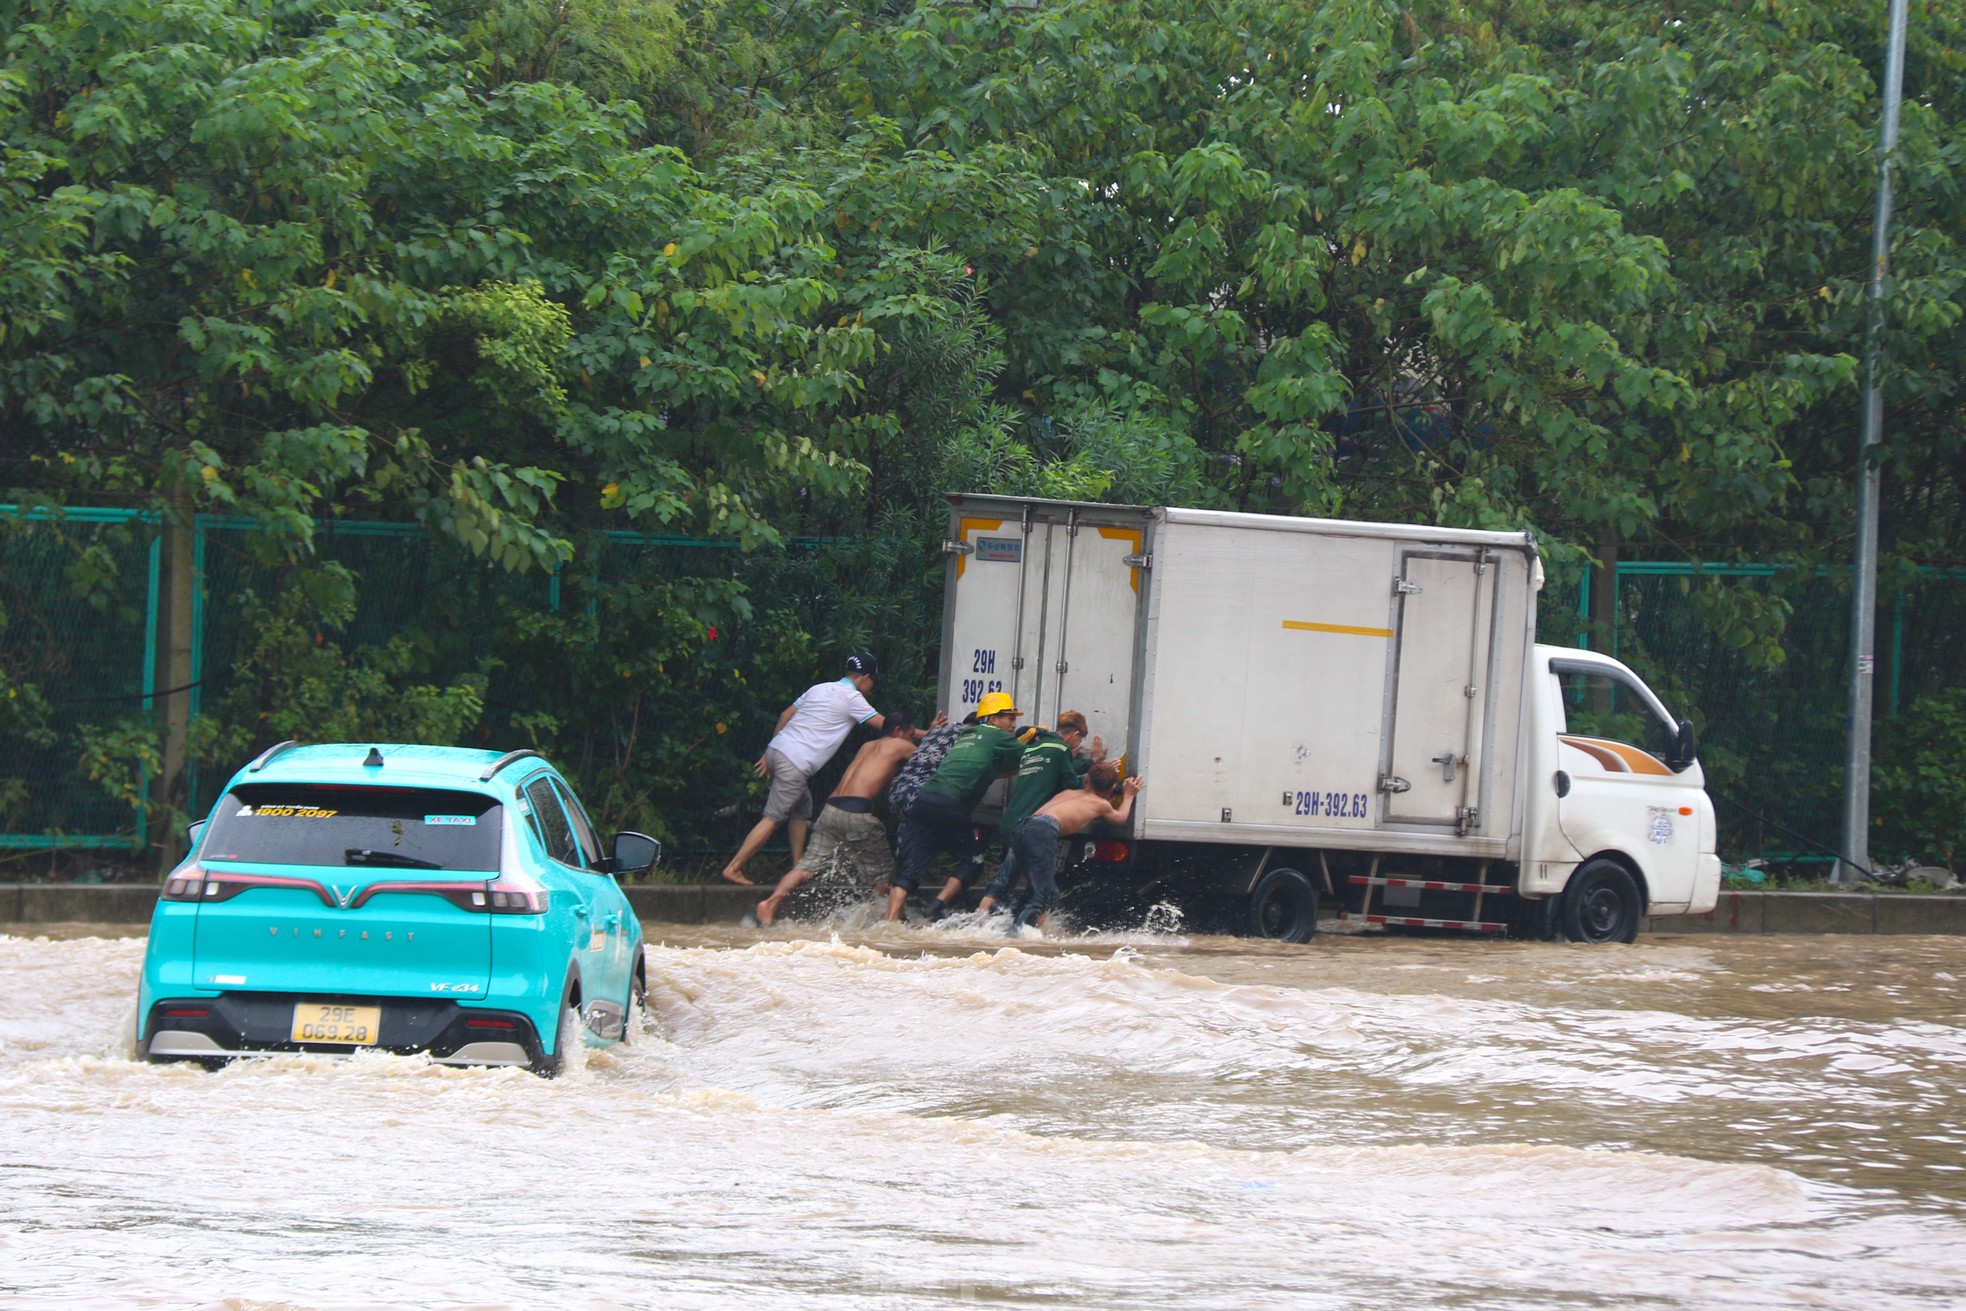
[937,495,1722,943]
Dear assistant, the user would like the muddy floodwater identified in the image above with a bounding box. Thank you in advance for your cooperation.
[3,918,1965,1310]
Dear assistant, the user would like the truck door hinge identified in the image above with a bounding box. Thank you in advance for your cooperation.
[1394,578,1423,596]
[1474,550,1488,576]
[1455,805,1479,835]
[1464,684,1479,698]
[1377,774,1411,794]
[942,540,973,556]
[1123,552,1151,569]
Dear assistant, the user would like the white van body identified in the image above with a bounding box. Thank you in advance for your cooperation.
[938,496,1721,938]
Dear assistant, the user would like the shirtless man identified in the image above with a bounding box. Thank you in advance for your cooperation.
[752,712,922,927]
[988,763,1143,932]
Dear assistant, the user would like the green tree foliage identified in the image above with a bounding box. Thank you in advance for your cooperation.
[2,0,1963,864]
[1875,687,1966,870]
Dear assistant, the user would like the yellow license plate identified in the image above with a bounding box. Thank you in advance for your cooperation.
[291,1002,382,1046]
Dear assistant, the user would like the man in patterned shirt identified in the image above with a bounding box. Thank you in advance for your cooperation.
[886,710,967,819]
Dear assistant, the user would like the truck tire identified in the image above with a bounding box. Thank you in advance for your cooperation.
[1560,859,1642,945]
[1245,868,1318,943]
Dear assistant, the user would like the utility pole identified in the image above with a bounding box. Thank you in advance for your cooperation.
[152,491,196,873]
[1839,0,1910,884]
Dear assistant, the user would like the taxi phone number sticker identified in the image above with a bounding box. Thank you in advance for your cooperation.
[241,805,339,819]
[1282,790,1369,819]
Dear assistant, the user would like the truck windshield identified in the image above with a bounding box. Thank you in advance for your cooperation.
[198,785,503,871]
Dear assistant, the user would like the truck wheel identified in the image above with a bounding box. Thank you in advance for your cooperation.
[1560,860,1642,945]
[1245,868,1318,943]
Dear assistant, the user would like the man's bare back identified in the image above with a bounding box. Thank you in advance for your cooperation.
[1035,775,1143,835]
[749,722,926,927]
[834,733,917,799]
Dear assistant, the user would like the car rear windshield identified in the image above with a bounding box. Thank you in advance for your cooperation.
[199,785,503,871]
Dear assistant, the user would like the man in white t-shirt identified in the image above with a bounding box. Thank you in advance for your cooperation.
[719,652,885,884]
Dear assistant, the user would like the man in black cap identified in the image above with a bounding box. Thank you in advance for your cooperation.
[720,652,884,885]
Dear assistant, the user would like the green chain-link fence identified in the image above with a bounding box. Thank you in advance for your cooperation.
[3,506,1962,869]
[0,508,159,847]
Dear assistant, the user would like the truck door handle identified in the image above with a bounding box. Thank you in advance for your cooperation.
[1431,752,1461,782]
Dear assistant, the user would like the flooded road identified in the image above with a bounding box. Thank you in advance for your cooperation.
[3,919,1964,1309]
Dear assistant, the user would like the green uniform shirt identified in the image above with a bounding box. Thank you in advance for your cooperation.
[998,729,1090,839]
[922,723,1026,813]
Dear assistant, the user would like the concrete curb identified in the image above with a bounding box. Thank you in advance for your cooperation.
[2,883,1961,934]
[1643,890,1966,936]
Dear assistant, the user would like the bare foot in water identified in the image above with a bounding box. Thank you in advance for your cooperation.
[753,897,779,927]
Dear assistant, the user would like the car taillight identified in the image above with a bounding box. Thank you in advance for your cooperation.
[1087,841,1131,864]
[465,1017,517,1030]
[161,867,208,901]
[162,1007,210,1018]
[161,867,332,905]
[450,882,549,915]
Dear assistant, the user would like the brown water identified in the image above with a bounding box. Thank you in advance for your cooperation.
[2,916,1963,1309]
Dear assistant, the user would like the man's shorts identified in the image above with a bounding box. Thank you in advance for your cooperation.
[761,747,814,823]
[893,789,987,894]
[792,801,896,890]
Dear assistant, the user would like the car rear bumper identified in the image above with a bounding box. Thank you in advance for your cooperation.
[141,993,545,1069]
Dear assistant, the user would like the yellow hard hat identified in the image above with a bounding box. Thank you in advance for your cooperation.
[976,691,1021,718]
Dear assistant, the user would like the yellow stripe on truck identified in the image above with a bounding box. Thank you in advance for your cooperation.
[1281,620,1395,639]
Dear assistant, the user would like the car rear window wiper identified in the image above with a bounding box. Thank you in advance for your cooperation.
[344,849,444,870]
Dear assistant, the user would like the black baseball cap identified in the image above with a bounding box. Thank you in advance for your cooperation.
[845,651,878,677]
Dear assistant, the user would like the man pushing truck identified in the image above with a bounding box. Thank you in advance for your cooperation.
[935,495,1722,943]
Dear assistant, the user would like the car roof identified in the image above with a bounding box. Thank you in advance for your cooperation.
[224,744,555,795]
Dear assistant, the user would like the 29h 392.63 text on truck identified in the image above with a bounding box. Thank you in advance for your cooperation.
[938,495,1721,944]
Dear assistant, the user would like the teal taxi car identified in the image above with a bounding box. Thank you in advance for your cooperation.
[138,743,657,1075]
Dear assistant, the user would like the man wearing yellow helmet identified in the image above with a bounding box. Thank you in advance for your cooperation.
[886,691,1026,922]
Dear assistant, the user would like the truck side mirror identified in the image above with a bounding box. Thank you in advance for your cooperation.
[610,831,661,876]
[1669,718,1697,771]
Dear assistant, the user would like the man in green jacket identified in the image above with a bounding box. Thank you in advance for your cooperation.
[977,709,1104,916]
[886,690,1027,922]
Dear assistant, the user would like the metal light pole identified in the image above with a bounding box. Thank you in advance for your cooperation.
[1839,0,1911,883]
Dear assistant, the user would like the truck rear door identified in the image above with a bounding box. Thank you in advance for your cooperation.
[944,500,1149,749]
[1383,549,1499,832]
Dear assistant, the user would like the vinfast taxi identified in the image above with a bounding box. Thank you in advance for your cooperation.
[138,743,658,1075]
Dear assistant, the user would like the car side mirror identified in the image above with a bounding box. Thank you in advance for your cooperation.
[185,819,206,848]
[611,831,661,876]
[1669,718,1697,772]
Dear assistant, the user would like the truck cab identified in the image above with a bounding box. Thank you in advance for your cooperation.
[1519,646,1722,939]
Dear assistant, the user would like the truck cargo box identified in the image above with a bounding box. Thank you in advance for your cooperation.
[941,498,1541,862]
